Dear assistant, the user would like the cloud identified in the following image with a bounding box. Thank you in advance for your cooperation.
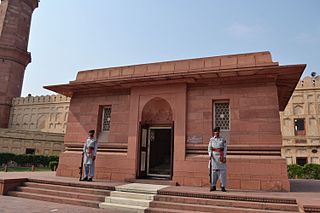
[226,23,265,37]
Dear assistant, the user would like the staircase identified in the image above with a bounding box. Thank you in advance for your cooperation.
[99,183,167,213]
[6,179,113,208]
[146,190,300,213]
[5,180,303,212]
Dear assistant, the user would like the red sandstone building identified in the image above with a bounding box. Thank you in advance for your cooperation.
[46,52,305,191]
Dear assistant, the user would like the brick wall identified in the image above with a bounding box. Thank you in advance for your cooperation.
[56,91,133,180]
[172,82,289,191]
[64,92,130,144]
[186,82,282,146]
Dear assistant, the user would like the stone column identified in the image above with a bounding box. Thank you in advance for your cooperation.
[0,0,38,127]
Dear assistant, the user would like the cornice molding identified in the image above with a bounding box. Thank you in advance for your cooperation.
[0,45,31,66]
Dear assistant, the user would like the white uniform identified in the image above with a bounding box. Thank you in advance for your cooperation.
[83,137,97,178]
[208,136,227,187]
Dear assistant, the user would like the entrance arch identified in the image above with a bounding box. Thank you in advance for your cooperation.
[138,97,174,179]
[141,97,173,125]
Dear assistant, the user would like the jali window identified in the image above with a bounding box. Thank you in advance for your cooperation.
[102,106,112,132]
[214,102,230,130]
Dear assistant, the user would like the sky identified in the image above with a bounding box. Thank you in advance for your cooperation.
[22,0,320,96]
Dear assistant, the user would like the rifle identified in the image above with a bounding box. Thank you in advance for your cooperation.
[79,152,84,181]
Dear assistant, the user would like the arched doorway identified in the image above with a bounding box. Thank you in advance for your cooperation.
[138,98,174,179]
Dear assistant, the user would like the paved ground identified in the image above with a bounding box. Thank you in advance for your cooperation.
[0,196,109,213]
[0,171,123,189]
[0,171,320,212]
[0,172,119,212]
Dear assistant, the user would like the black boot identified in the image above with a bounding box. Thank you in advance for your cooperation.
[210,186,216,191]
[221,187,227,192]
[80,176,88,181]
[88,177,93,182]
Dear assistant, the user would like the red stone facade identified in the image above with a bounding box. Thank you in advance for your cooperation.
[46,52,306,191]
[0,0,38,128]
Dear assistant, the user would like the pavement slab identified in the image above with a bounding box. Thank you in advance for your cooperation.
[0,196,110,213]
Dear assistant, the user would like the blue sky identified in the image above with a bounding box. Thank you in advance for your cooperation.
[23,0,320,96]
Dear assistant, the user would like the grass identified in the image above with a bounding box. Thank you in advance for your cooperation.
[0,167,51,172]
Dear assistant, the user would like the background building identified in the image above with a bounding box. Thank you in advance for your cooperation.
[0,128,64,156]
[9,94,70,134]
[0,95,69,155]
[280,75,320,165]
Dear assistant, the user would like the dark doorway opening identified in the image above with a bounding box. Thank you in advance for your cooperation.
[296,157,307,166]
[138,125,173,179]
[26,148,35,155]
[148,128,171,177]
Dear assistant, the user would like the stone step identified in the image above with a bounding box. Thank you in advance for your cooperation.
[105,196,151,207]
[110,191,155,200]
[115,183,168,194]
[99,202,147,213]
[125,178,177,186]
[158,190,297,204]
[28,178,115,190]
[154,194,299,212]
[23,182,110,196]
[145,207,207,213]
[16,186,105,202]
[8,191,100,208]
[149,201,299,213]
[303,204,320,213]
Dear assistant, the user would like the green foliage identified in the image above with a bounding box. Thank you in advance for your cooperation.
[14,154,34,166]
[49,161,58,171]
[0,153,16,165]
[49,155,59,163]
[302,164,320,179]
[0,153,59,167]
[34,155,49,166]
[287,164,303,179]
[288,164,320,179]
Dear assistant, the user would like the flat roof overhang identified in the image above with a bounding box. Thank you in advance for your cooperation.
[44,64,306,111]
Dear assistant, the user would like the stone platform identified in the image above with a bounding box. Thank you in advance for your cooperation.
[0,172,319,212]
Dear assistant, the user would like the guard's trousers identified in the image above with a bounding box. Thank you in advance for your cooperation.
[84,163,95,178]
[211,169,227,187]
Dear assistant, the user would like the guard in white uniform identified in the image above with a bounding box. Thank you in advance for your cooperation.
[208,127,227,192]
[81,129,97,181]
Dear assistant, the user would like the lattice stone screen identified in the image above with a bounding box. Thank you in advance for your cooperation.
[214,102,230,130]
[102,106,112,131]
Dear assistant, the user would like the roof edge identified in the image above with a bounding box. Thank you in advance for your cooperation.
[75,51,277,82]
